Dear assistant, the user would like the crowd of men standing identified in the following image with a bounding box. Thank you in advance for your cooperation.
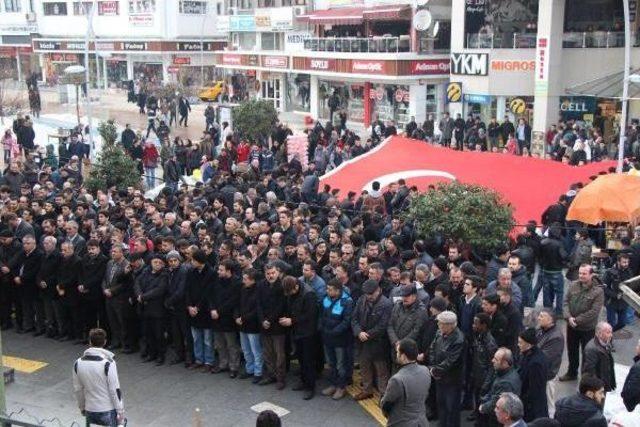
[0,111,639,427]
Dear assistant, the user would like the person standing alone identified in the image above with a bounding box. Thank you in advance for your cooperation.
[73,328,125,427]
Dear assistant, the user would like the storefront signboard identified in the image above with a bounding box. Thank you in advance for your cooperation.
[411,59,450,75]
[35,41,61,51]
[307,58,335,71]
[222,54,243,66]
[535,37,548,96]
[285,32,312,52]
[98,1,119,15]
[352,60,385,74]
[255,9,271,30]
[463,94,491,104]
[247,55,260,67]
[559,96,596,121]
[129,14,154,27]
[270,7,294,31]
[167,65,180,73]
[122,42,148,51]
[0,47,15,57]
[491,59,535,72]
[95,42,116,50]
[65,42,87,50]
[230,15,256,32]
[451,52,488,76]
[173,56,191,65]
[263,56,288,69]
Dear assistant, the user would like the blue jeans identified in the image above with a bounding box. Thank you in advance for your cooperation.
[324,345,348,388]
[85,409,117,427]
[607,305,629,331]
[240,332,263,377]
[191,327,214,365]
[541,271,565,316]
[144,166,156,189]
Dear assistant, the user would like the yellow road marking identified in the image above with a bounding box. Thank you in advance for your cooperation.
[346,370,387,426]
[3,355,48,373]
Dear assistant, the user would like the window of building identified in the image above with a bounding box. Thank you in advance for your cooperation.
[216,2,221,14]
[98,1,119,15]
[73,1,94,15]
[261,32,282,51]
[29,0,34,12]
[4,0,21,12]
[128,0,156,14]
[180,0,207,14]
[43,2,68,15]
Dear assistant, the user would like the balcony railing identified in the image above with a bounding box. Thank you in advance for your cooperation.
[303,36,411,53]
[466,33,537,49]
[562,31,640,48]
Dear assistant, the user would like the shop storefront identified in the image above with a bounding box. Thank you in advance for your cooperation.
[318,80,365,122]
[286,73,310,113]
[0,46,35,81]
[106,56,128,86]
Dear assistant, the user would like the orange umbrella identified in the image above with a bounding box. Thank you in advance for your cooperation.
[566,174,640,225]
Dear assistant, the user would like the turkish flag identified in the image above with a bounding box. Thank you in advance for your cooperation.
[320,136,616,225]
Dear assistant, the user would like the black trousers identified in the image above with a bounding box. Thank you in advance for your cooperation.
[295,336,316,391]
[106,299,136,349]
[54,300,82,338]
[436,381,462,427]
[170,308,193,362]
[179,113,188,127]
[566,327,594,376]
[143,316,166,359]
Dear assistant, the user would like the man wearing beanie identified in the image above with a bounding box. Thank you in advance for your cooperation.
[164,250,193,367]
[426,256,449,298]
[134,253,169,365]
[517,327,549,421]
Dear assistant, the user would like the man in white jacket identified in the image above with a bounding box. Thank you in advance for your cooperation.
[73,328,125,426]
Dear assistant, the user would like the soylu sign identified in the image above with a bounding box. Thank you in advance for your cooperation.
[450,53,489,76]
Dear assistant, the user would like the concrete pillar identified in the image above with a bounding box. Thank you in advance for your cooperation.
[310,74,319,120]
[436,83,446,119]
[127,57,134,80]
[103,56,108,89]
[533,0,565,156]
[16,54,22,82]
[410,84,427,123]
[450,0,466,51]
[496,96,507,120]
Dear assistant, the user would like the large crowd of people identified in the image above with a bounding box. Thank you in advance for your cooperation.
[1,97,640,427]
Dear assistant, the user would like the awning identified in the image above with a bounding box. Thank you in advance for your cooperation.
[299,5,411,25]
[566,68,640,100]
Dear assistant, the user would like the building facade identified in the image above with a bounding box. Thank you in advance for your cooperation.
[214,0,452,129]
[30,0,226,88]
[449,0,640,154]
[0,0,38,81]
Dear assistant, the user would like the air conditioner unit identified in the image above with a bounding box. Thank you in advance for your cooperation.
[293,6,306,16]
[25,12,36,22]
[228,7,238,15]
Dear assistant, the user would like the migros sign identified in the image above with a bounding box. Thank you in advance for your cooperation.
[491,60,536,72]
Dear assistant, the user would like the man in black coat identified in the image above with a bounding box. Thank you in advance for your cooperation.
[37,235,60,337]
[481,294,509,349]
[0,230,22,330]
[582,322,616,393]
[554,375,607,427]
[178,96,191,127]
[102,246,134,352]
[210,259,242,376]
[469,313,498,423]
[603,253,634,331]
[186,250,215,370]
[280,275,318,400]
[120,124,136,153]
[478,348,521,427]
[257,262,287,388]
[163,155,180,192]
[165,250,192,366]
[497,288,523,355]
[351,279,393,400]
[235,268,263,383]
[55,241,82,340]
[517,328,549,421]
[12,235,42,334]
[78,240,108,343]
[428,310,465,427]
[622,339,640,411]
[134,253,169,365]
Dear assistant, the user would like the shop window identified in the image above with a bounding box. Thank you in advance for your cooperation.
[180,0,207,14]
[425,85,437,115]
[564,0,623,32]
[371,84,410,129]
[128,0,156,14]
[464,1,538,49]
[73,1,94,15]
[98,1,119,15]
[286,73,310,113]
[4,0,20,12]
[43,2,68,15]
[261,33,282,51]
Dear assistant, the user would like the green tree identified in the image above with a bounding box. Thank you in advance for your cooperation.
[405,182,514,253]
[232,99,278,143]
[85,120,140,192]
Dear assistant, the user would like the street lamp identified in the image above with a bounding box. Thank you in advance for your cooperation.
[63,65,87,126]
[84,0,97,161]
[619,0,631,173]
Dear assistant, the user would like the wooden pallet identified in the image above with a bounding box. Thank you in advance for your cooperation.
[346,370,387,426]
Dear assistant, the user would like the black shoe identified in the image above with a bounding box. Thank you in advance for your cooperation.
[229,371,238,379]
[258,377,276,386]
[466,413,477,422]
[122,347,137,355]
[15,328,26,334]
[239,372,252,380]
[33,330,45,337]
[143,355,156,363]
[303,389,315,400]
[0,323,13,331]
[140,352,148,360]
[210,366,222,374]
[292,382,306,391]
[56,335,68,341]
[252,376,262,384]
[169,357,184,365]
[155,357,165,366]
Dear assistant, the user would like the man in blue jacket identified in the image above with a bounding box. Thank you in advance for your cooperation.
[319,279,353,401]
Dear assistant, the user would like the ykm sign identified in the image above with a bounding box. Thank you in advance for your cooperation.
[450,52,488,76]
